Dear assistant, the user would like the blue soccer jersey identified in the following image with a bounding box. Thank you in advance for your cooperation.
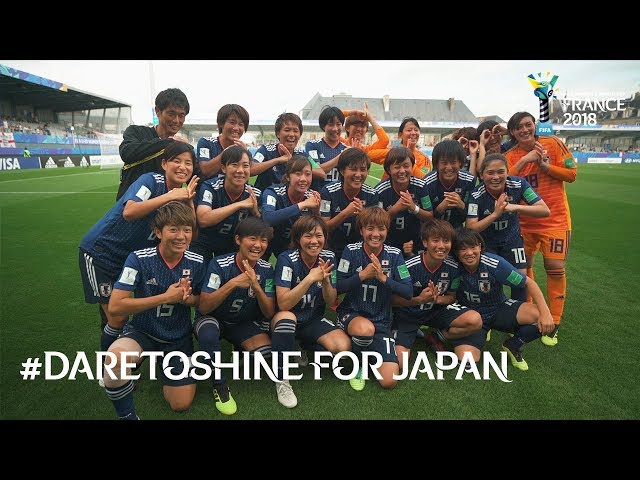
[196,136,224,180]
[424,169,476,228]
[192,177,262,257]
[261,184,315,257]
[456,252,526,322]
[305,138,348,190]
[275,249,337,325]
[393,254,461,321]
[201,253,275,324]
[80,172,169,271]
[375,177,433,252]
[319,182,380,257]
[337,242,413,329]
[467,176,540,248]
[114,247,206,342]
[252,143,308,193]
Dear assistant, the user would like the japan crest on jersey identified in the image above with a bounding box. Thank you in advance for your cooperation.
[478,280,491,293]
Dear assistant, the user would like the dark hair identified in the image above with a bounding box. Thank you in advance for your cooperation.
[344,114,368,132]
[155,88,190,114]
[507,112,536,143]
[162,140,196,164]
[357,206,390,231]
[234,217,273,241]
[153,201,196,230]
[451,126,477,142]
[337,147,370,174]
[432,139,465,168]
[475,120,498,141]
[398,117,420,136]
[283,155,313,184]
[275,112,303,136]
[220,144,251,167]
[217,104,250,134]
[318,106,345,130]
[479,152,508,175]
[453,227,485,254]
[420,219,454,242]
[383,146,415,175]
[289,215,328,250]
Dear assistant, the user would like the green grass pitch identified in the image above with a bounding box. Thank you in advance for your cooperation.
[1,164,639,420]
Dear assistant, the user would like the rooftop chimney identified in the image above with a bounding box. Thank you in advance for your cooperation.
[448,97,455,112]
[383,95,390,113]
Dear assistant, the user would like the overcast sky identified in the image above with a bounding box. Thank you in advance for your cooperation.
[2,60,639,126]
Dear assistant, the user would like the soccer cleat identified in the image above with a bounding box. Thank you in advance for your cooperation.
[349,368,366,391]
[415,328,425,339]
[213,383,238,415]
[298,349,309,367]
[502,342,529,371]
[424,329,446,353]
[541,325,559,346]
[486,329,491,342]
[276,380,298,408]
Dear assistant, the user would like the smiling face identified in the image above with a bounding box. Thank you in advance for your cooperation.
[437,157,461,184]
[222,152,251,190]
[400,121,420,147]
[341,162,369,191]
[236,234,268,263]
[323,117,343,145]
[361,223,387,251]
[389,158,413,187]
[156,103,186,137]
[156,223,193,257]
[220,113,246,146]
[162,152,194,189]
[481,159,508,195]
[286,164,313,196]
[299,225,325,258]
[456,243,482,270]
[511,116,536,148]
[423,235,451,262]
[277,120,302,152]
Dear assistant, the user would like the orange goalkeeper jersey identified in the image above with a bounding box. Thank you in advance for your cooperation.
[505,136,577,232]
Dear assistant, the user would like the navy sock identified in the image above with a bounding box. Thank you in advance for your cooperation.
[195,317,224,387]
[105,380,135,419]
[101,324,122,352]
[271,319,296,380]
[515,323,542,344]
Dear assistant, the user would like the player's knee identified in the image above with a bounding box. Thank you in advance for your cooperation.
[333,334,352,353]
[519,303,539,324]
[168,397,193,412]
[379,376,398,390]
[350,320,375,337]
[461,310,483,331]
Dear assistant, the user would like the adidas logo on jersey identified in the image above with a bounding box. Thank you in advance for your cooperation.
[146,278,158,285]
[484,209,492,215]
[414,281,422,287]
[356,266,362,272]
[296,276,301,283]
[335,207,341,212]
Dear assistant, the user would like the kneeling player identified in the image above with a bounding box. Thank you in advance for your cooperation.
[392,220,482,371]
[104,202,206,419]
[336,206,413,391]
[453,228,554,371]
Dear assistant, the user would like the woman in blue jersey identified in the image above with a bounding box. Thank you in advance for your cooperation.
[261,155,321,259]
[465,153,549,301]
[104,202,206,419]
[79,141,198,357]
[453,228,554,371]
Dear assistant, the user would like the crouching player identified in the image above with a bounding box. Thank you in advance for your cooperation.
[392,220,482,370]
[194,217,275,415]
[454,228,554,371]
[103,202,206,419]
[273,216,351,407]
[336,206,413,391]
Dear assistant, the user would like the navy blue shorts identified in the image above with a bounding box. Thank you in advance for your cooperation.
[455,299,523,349]
[486,236,526,270]
[395,302,470,349]
[79,248,122,304]
[336,311,397,363]
[297,317,340,347]
[120,326,196,387]
[194,315,267,350]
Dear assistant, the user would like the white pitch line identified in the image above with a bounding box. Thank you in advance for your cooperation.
[0,170,117,184]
